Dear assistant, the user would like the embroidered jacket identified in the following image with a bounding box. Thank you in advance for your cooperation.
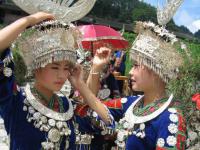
[106,96,186,150]
[76,95,186,150]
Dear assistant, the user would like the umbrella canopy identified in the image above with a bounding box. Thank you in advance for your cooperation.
[78,24,129,51]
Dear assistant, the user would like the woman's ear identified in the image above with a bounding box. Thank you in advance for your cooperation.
[141,65,146,70]
[34,68,41,79]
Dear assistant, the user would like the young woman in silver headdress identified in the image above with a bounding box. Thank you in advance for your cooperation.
[72,21,188,150]
[0,11,114,150]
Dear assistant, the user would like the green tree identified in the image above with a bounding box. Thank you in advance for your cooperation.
[194,29,200,39]
[132,1,157,23]
[12,45,27,86]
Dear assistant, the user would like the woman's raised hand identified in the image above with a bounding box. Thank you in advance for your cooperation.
[69,64,84,90]
[92,47,112,71]
[26,12,55,26]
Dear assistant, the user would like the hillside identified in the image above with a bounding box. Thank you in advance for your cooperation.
[89,0,197,39]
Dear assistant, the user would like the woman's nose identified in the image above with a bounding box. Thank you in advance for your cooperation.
[129,67,134,76]
[57,69,66,79]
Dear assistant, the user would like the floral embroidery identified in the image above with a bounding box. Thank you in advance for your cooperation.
[176,134,186,150]
[168,123,178,134]
[168,108,177,114]
[169,114,178,123]
[103,98,122,109]
[156,146,166,150]
[121,98,128,103]
[157,138,165,147]
[166,135,177,146]
[192,93,200,110]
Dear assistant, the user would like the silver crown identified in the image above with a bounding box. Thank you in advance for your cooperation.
[18,21,82,76]
[13,0,96,23]
[130,21,183,83]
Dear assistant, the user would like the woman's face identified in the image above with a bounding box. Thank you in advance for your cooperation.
[129,63,155,92]
[35,61,73,92]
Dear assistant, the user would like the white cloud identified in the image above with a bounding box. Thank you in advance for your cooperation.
[174,10,193,26]
[174,10,199,33]
[141,0,200,33]
[188,20,200,33]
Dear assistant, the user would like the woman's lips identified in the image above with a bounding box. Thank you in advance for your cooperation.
[54,82,64,85]
[130,79,136,83]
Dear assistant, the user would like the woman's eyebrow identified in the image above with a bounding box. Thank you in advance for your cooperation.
[51,63,60,66]
[64,64,70,67]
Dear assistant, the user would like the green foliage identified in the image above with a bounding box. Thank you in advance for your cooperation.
[123,32,136,76]
[1,23,27,85]
[90,0,193,38]
[123,32,136,44]
[90,0,136,23]
[12,44,27,86]
[167,42,200,119]
[194,29,200,39]
[132,1,157,23]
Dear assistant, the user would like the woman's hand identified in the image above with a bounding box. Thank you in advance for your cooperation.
[0,12,54,51]
[92,47,112,72]
[69,64,84,90]
[25,12,55,26]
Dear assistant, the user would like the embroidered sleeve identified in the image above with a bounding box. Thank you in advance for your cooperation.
[103,96,140,120]
[0,48,18,102]
[156,108,186,150]
[75,96,139,136]
[74,103,115,137]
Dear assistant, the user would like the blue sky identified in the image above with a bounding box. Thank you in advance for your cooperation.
[143,0,200,33]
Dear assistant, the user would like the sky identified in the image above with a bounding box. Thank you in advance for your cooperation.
[143,0,200,33]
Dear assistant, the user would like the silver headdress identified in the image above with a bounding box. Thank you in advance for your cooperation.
[13,0,96,23]
[130,0,184,83]
[13,0,97,75]
[157,0,184,26]
[19,21,82,75]
[130,21,183,83]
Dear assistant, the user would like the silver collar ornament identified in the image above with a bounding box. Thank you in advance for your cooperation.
[23,84,74,149]
[115,94,173,150]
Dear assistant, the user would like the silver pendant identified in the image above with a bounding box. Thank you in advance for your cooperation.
[65,140,69,149]
[48,128,61,143]
[41,141,54,150]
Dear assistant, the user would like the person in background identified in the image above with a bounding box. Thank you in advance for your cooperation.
[114,50,126,94]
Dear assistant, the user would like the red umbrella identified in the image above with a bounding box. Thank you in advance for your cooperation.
[78,24,129,51]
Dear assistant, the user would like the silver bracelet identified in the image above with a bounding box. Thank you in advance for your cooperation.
[90,70,100,75]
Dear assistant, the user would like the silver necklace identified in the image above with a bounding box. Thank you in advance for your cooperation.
[125,94,173,125]
[23,84,74,150]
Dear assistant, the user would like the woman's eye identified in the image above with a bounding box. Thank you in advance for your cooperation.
[51,67,58,70]
[133,64,140,68]
[64,68,69,70]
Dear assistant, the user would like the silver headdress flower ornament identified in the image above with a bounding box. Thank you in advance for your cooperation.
[157,0,184,26]
[130,0,184,83]
[13,0,97,76]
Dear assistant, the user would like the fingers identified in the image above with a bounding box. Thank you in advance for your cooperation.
[69,64,82,75]
[95,47,111,58]
[27,12,55,26]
